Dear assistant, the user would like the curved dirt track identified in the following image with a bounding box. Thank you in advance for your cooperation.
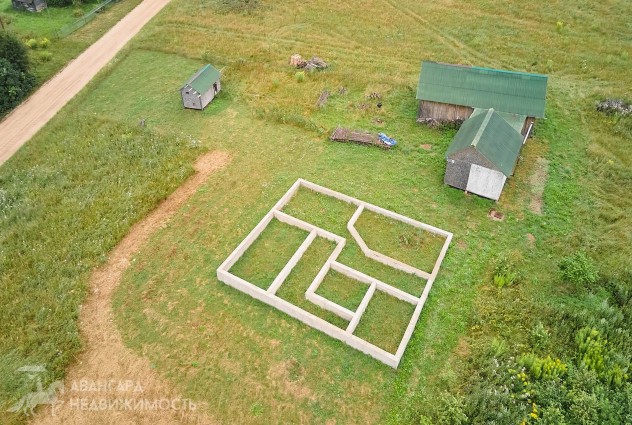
[31,151,230,425]
[0,0,172,166]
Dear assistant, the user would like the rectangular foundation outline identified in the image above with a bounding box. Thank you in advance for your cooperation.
[217,179,452,368]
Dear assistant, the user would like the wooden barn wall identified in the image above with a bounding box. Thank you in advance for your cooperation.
[181,88,202,110]
[418,100,474,122]
[521,117,536,136]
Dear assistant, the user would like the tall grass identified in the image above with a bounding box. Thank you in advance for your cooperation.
[0,116,200,423]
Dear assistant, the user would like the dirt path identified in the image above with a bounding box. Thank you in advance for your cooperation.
[31,151,230,425]
[0,0,172,167]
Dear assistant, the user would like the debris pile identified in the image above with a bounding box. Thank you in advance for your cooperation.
[596,99,632,116]
[316,90,330,108]
[417,117,465,129]
[330,127,396,149]
[289,54,328,71]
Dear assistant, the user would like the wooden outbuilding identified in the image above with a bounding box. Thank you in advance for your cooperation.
[12,0,47,12]
[180,64,221,110]
[444,108,523,201]
[416,61,548,136]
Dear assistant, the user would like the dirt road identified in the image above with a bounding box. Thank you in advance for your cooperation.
[0,0,172,166]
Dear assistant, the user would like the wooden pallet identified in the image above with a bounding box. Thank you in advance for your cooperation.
[330,127,392,149]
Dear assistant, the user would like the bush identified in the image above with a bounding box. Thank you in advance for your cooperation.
[519,353,568,380]
[38,37,50,49]
[0,31,29,73]
[559,251,599,286]
[25,38,38,49]
[0,58,36,116]
[492,252,524,288]
[38,51,53,63]
[47,0,73,7]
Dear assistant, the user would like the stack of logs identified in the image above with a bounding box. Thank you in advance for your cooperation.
[290,54,328,71]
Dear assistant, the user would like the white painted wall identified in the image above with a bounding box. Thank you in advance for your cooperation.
[466,164,507,201]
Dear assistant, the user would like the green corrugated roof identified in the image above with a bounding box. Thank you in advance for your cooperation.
[182,64,220,94]
[417,61,547,118]
[446,108,524,176]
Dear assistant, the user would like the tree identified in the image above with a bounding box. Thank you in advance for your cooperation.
[0,58,36,116]
[0,31,30,73]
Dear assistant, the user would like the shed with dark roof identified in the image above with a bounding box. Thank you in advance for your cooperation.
[11,0,47,11]
[444,108,524,201]
[417,61,547,135]
[180,64,221,110]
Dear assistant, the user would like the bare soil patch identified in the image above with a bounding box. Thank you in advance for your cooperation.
[31,151,230,425]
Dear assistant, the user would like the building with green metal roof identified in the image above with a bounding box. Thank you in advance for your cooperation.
[417,61,548,135]
[180,64,221,110]
[444,108,524,201]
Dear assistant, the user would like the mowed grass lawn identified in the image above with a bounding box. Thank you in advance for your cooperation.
[0,0,630,423]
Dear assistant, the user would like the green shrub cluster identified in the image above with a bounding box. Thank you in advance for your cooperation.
[47,0,74,7]
[461,274,632,424]
[25,37,50,50]
[0,31,29,73]
[559,251,599,286]
[492,252,524,288]
[519,354,568,380]
[0,32,36,116]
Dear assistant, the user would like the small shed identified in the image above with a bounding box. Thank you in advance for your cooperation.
[180,64,221,110]
[444,108,523,201]
[12,0,47,12]
[416,61,548,135]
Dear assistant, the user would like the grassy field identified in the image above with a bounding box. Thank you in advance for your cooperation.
[0,0,142,82]
[0,0,631,423]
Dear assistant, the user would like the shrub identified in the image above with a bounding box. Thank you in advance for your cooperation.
[38,37,50,49]
[436,392,468,425]
[38,51,53,63]
[519,353,568,380]
[25,38,38,50]
[530,322,551,350]
[47,0,73,7]
[493,252,524,288]
[559,251,599,286]
[0,58,36,116]
[0,31,29,72]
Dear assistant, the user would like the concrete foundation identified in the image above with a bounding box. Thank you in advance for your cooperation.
[216,179,452,368]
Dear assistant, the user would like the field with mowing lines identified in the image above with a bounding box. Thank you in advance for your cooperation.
[0,0,630,423]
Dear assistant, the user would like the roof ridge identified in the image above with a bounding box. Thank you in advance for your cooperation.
[471,108,494,147]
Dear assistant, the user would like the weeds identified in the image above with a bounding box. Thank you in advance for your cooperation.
[559,251,599,287]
